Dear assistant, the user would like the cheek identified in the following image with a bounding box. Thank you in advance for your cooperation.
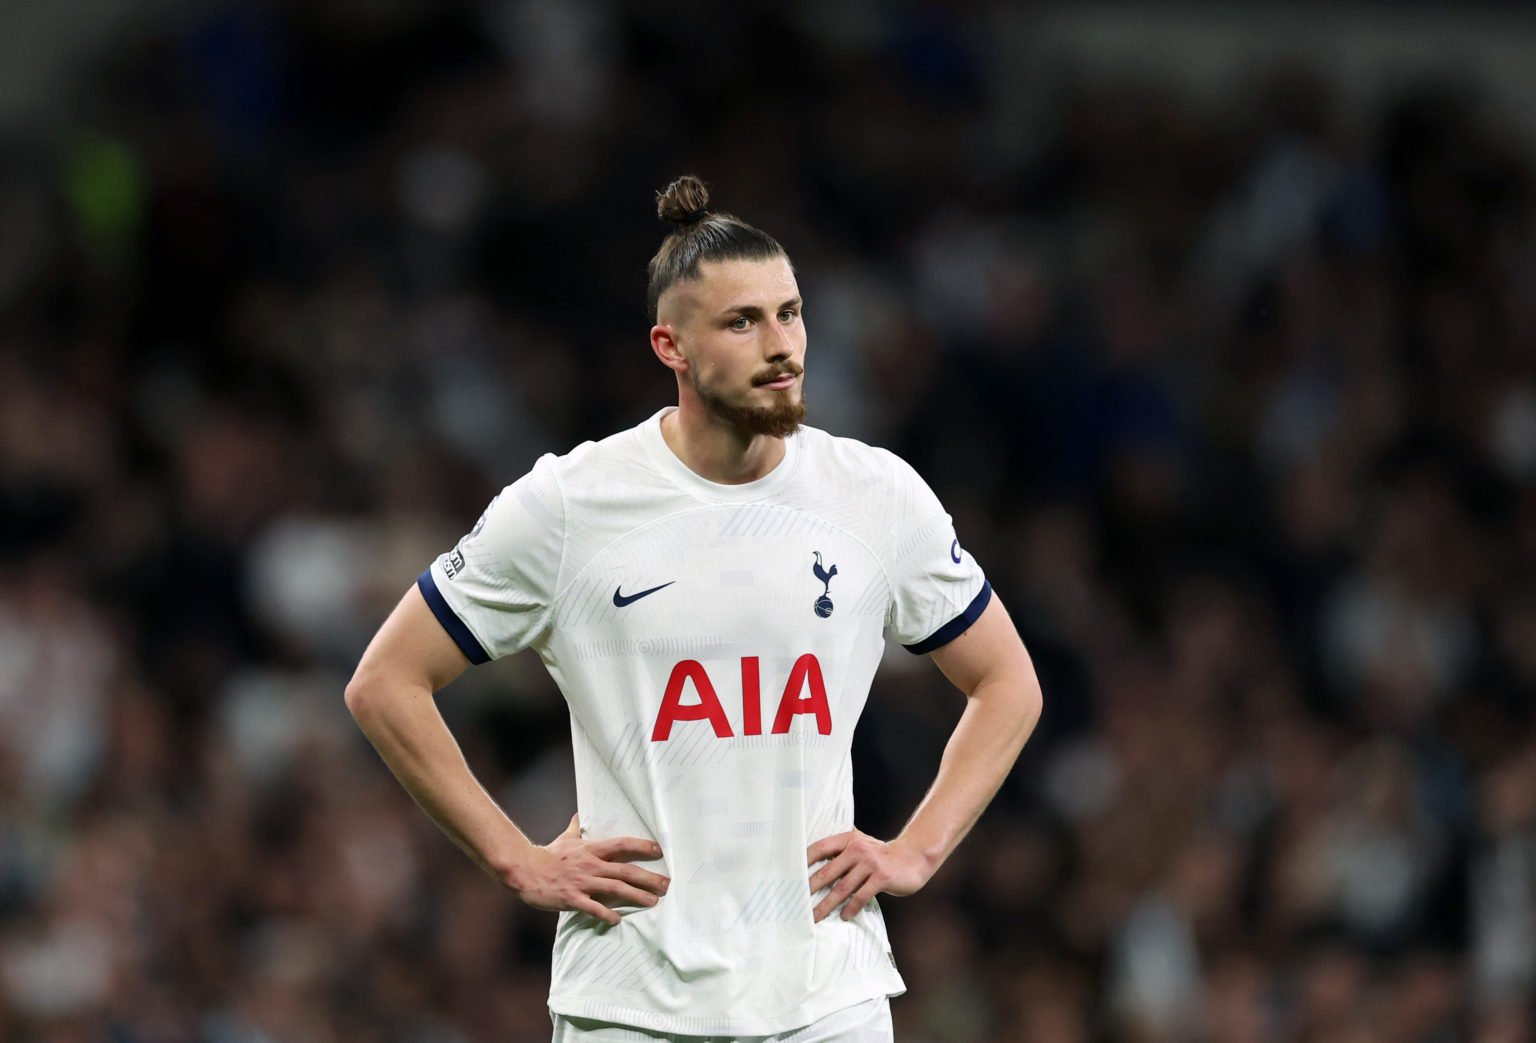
[692,341,747,384]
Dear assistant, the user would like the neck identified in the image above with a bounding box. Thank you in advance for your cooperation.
[660,400,786,484]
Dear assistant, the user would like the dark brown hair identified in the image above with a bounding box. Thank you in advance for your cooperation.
[646,175,787,322]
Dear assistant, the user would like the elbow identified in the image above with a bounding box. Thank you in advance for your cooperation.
[1006,665,1044,743]
[344,671,377,723]
[345,667,435,728]
[969,664,1042,747]
[1021,677,1043,734]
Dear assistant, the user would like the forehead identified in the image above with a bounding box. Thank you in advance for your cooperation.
[687,255,799,310]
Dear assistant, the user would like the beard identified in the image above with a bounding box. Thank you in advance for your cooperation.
[692,369,807,438]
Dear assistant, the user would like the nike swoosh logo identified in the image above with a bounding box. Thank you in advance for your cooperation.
[613,581,676,607]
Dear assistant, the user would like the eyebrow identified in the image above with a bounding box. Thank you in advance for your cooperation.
[720,296,802,318]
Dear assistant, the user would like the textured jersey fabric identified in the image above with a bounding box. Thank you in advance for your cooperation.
[420,408,989,1036]
[550,995,893,1042]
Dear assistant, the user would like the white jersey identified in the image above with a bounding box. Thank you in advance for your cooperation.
[419,408,990,1036]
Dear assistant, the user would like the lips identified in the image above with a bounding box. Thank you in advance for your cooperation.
[754,368,801,389]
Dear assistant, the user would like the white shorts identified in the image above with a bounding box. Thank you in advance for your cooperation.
[549,996,894,1043]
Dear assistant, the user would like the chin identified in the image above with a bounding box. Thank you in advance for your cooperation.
[717,398,807,438]
[695,375,807,436]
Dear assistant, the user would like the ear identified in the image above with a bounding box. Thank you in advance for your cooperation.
[651,324,688,374]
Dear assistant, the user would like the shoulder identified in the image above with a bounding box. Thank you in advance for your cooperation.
[473,425,642,527]
[502,418,685,570]
[528,416,659,490]
[788,427,949,557]
[794,425,930,494]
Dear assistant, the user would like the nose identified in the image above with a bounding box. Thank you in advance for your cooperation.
[764,316,793,362]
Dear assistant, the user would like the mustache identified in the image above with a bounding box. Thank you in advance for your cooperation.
[752,363,804,385]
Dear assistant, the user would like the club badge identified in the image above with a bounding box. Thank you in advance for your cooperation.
[812,551,838,618]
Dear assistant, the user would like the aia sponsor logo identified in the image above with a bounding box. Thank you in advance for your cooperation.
[651,654,831,741]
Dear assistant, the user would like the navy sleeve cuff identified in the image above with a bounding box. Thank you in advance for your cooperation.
[417,569,491,665]
[903,580,993,655]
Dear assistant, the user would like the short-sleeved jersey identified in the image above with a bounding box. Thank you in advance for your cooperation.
[419,408,990,1036]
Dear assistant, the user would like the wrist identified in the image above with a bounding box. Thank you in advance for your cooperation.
[486,835,540,891]
[891,831,944,880]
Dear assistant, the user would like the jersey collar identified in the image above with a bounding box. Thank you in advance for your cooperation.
[641,407,802,502]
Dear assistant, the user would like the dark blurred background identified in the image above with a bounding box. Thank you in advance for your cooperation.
[4,1,1536,1041]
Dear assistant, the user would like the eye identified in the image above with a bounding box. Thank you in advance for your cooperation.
[778,308,799,323]
[729,316,752,331]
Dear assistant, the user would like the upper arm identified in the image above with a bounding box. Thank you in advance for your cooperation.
[880,452,992,652]
[348,584,472,699]
[879,451,996,657]
[928,591,1040,709]
[347,456,566,706]
[418,455,565,664]
[347,457,564,708]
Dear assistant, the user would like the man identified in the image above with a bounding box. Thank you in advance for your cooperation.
[345,175,1043,1042]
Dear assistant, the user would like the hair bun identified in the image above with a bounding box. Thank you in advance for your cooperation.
[656,174,710,228]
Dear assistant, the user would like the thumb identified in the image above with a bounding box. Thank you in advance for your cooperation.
[563,813,581,836]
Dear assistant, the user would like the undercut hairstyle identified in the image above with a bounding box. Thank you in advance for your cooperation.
[646,175,787,323]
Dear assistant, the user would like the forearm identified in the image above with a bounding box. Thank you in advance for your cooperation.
[895,674,1040,872]
[345,677,534,881]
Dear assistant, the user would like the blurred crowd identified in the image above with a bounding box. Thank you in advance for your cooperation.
[4,1,1536,1041]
